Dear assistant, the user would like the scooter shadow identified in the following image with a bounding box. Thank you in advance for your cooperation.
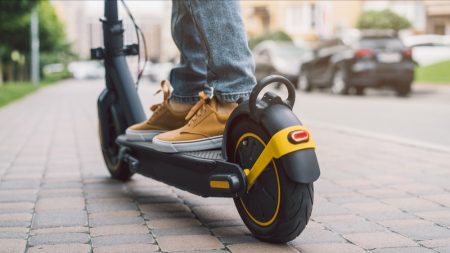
[119,176,257,241]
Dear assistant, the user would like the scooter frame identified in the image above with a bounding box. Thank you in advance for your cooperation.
[92,0,320,199]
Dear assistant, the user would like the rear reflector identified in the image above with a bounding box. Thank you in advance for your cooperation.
[355,48,374,58]
[403,48,412,58]
[288,130,309,144]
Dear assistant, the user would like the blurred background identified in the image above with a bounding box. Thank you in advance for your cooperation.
[2,1,450,88]
[1,0,450,148]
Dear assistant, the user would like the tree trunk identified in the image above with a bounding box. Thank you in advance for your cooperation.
[6,63,14,82]
[0,59,3,85]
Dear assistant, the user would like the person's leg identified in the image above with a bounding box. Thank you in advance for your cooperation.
[169,0,210,104]
[183,0,256,102]
[126,1,210,140]
[152,1,256,152]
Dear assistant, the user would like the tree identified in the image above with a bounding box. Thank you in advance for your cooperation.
[0,0,71,83]
[249,30,292,50]
[0,0,37,83]
[357,10,411,31]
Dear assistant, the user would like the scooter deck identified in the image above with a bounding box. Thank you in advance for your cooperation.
[116,135,246,198]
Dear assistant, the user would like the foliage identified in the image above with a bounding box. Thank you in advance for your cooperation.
[0,0,72,82]
[357,10,411,31]
[0,0,37,60]
[0,83,40,107]
[415,60,450,84]
[37,1,71,55]
[249,30,292,50]
[0,78,60,108]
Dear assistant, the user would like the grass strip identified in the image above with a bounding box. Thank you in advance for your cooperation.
[0,79,56,108]
[415,60,450,84]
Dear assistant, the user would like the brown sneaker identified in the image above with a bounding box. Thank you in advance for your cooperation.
[152,92,237,153]
[126,80,191,141]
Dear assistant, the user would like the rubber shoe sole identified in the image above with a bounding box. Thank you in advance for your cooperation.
[152,135,222,153]
[125,129,166,142]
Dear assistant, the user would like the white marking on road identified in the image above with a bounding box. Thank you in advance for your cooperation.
[305,118,450,154]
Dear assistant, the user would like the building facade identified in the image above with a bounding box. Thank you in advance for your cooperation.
[424,0,450,35]
[52,1,165,60]
[240,1,363,43]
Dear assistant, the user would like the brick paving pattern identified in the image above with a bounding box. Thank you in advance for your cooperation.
[0,79,449,252]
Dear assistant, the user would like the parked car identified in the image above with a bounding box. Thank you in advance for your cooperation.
[402,34,450,66]
[68,61,105,80]
[299,34,415,96]
[253,41,313,85]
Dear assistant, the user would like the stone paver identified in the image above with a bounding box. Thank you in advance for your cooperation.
[28,233,91,246]
[0,239,27,253]
[0,79,449,252]
[93,244,159,253]
[296,243,365,253]
[89,216,145,227]
[91,234,154,247]
[437,246,450,253]
[32,211,88,228]
[343,231,417,249]
[151,226,210,237]
[228,242,298,253]
[420,238,450,248]
[26,244,91,253]
[157,234,223,252]
[90,224,149,237]
[35,197,85,211]
[0,202,34,213]
[370,247,436,253]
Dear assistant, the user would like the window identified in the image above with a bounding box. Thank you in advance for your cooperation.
[285,6,303,33]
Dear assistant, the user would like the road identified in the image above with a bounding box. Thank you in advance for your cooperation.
[139,81,450,150]
[292,84,450,150]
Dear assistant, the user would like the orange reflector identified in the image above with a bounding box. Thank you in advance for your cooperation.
[210,180,230,189]
[288,130,309,144]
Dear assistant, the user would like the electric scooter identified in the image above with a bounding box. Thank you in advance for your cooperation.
[92,0,320,243]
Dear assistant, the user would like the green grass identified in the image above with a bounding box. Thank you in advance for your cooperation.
[415,60,450,84]
[0,80,56,108]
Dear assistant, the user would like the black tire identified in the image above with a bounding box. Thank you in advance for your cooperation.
[227,118,313,243]
[98,105,133,181]
[395,82,412,97]
[331,67,349,95]
[298,70,312,92]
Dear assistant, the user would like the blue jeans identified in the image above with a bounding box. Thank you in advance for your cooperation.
[169,0,256,103]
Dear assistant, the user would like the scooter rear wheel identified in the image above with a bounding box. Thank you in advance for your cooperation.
[228,118,314,243]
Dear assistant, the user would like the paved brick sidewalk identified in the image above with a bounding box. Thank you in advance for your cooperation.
[0,79,449,253]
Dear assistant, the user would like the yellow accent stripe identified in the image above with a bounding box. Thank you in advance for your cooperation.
[235,133,281,227]
[210,180,230,189]
[246,125,316,189]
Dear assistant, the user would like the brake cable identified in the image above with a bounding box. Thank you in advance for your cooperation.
[120,0,148,90]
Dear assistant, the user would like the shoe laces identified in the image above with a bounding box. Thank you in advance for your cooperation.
[147,80,171,123]
[185,92,210,126]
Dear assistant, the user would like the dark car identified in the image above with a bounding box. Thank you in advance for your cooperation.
[299,34,415,96]
[253,41,313,85]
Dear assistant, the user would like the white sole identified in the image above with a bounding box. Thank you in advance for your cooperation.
[125,129,166,142]
[152,135,223,153]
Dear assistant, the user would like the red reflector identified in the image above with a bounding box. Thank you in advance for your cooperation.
[355,48,373,58]
[289,130,309,144]
[403,48,412,58]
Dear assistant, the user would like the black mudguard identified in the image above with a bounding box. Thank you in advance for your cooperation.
[223,100,320,184]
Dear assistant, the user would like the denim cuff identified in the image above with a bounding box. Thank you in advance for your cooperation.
[170,90,252,104]
[170,90,212,104]
[214,90,252,103]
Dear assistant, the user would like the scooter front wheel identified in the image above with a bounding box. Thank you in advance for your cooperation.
[98,103,133,181]
[227,118,314,243]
